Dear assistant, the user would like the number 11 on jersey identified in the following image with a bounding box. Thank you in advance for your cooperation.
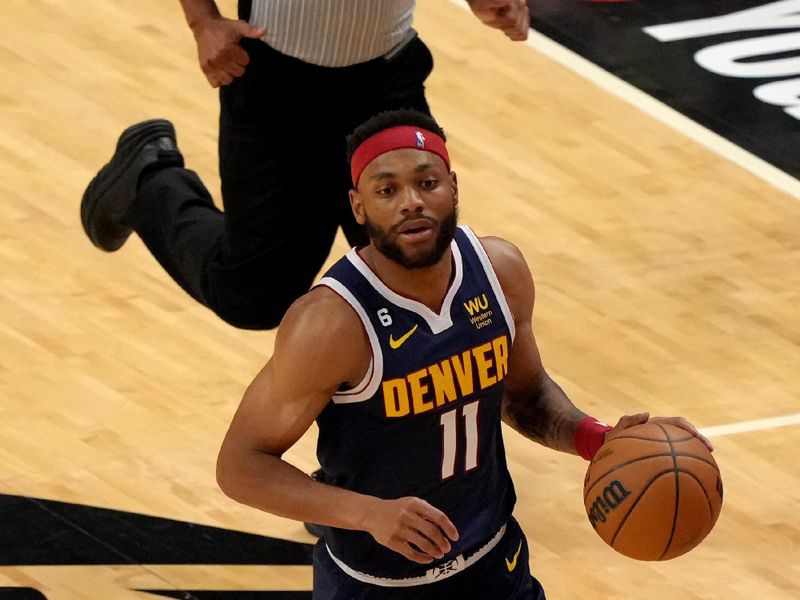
[440,400,480,480]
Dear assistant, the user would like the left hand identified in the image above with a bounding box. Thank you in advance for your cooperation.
[605,412,714,452]
[468,0,530,42]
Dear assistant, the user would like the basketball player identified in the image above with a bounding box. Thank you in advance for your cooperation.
[215,110,712,598]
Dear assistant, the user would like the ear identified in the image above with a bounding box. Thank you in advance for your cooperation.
[450,171,459,207]
[350,188,366,225]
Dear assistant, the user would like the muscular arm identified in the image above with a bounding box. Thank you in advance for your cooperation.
[482,237,588,454]
[504,368,588,454]
[216,288,458,563]
[216,289,366,524]
[483,237,714,455]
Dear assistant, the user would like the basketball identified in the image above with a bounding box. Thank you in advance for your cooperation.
[583,422,723,561]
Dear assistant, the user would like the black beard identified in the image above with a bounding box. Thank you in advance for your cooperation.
[364,206,458,269]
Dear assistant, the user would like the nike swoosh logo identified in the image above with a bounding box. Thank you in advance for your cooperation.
[505,540,523,572]
[389,324,419,349]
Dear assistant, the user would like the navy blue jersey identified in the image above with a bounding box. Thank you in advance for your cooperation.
[314,226,517,582]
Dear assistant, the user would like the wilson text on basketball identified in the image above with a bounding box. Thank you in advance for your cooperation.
[588,480,631,528]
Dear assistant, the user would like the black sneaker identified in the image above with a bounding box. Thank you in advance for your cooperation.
[304,469,329,537]
[81,119,184,251]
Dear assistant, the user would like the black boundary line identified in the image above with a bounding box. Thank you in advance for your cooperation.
[24,498,142,565]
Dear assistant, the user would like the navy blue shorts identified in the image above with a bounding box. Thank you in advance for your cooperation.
[312,517,546,600]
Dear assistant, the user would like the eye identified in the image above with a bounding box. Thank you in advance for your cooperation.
[420,178,439,190]
[376,185,395,196]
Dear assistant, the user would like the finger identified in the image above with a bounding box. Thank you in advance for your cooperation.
[249,26,267,39]
[501,15,528,40]
[227,44,251,66]
[230,20,267,40]
[406,528,447,560]
[212,50,247,80]
[401,500,455,556]
[432,514,459,543]
[417,502,459,542]
[699,433,714,452]
[227,62,246,77]
[514,6,530,40]
[491,14,515,30]
[658,416,715,452]
[242,25,267,39]
[205,72,221,88]
[217,72,234,86]
[614,412,650,430]
[692,425,714,452]
[414,518,453,556]
[211,49,247,73]
[504,22,528,42]
[395,540,435,564]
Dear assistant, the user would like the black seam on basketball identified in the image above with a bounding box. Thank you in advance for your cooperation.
[673,454,719,469]
[584,454,675,498]
[605,432,694,443]
[677,468,715,519]
[604,434,668,442]
[609,469,675,548]
[658,423,680,560]
[585,451,717,499]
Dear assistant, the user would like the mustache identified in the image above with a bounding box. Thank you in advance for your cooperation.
[390,216,437,234]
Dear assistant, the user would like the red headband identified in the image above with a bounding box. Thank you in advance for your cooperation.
[350,126,450,188]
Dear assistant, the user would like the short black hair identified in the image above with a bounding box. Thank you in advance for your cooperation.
[346,109,446,164]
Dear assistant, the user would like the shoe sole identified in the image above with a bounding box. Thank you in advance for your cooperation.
[81,119,177,251]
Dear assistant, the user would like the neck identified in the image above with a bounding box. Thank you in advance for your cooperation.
[361,246,454,312]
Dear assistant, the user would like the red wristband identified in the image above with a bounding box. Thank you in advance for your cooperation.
[575,416,613,461]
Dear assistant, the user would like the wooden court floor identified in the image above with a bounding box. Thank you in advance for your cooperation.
[1,0,798,597]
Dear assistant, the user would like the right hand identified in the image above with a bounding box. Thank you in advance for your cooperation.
[362,497,460,564]
[191,17,266,87]
[605,412,714,452]
[468,0,530,42]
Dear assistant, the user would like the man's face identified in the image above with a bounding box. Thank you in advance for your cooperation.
[350,148,458,269]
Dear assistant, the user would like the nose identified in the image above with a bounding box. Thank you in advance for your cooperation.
[399,186,425,213]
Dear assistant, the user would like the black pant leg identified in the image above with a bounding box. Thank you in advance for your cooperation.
[208,38,436,329]
[130,37,437,331]
[208,48,344,329]
[132,167,223,305]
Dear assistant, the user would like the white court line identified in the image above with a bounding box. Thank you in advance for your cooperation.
[441,5,800,440]
[446,0,800,201]
[699,413,800,437]
[508,25,800,440]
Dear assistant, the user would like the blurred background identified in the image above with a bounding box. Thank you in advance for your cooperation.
[0,0,797,597]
